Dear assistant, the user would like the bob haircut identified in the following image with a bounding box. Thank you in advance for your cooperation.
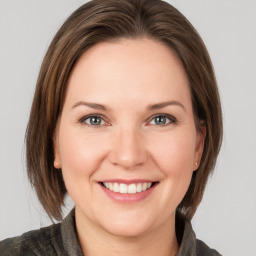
[26,0,222,221]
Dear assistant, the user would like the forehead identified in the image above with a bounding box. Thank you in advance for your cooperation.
[65,38,191,108]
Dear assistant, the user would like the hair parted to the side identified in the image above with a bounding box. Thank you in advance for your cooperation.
[26,0,222,221]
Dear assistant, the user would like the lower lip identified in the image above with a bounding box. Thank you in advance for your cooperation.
[100,183,157,203]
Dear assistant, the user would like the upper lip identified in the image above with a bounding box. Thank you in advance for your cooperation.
[98,179,158,185]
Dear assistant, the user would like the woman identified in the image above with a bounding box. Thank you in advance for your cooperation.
[0,0,222,255]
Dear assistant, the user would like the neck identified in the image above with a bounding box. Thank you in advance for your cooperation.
[75,209,178,256]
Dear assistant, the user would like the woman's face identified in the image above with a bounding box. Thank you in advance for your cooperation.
[54,38,204,237]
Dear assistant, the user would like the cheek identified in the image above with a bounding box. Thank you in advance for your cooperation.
[148,132,196,209]
[58,126,109,178]
[150,132,196,172]
[57,127,110,205]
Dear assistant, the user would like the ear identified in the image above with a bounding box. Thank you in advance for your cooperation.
[53,124,61,169]
[193,121,206,171]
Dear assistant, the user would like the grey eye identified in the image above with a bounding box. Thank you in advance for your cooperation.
[84,116,105,126]
[149,115,175,126]
[154,116,169,125]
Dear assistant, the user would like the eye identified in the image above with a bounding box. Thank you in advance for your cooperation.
[80,115,107,126]
[149,114,176,126]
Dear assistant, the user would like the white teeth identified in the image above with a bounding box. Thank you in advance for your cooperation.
[142,183,148,191]
[113,183,119,192]
[120,184,128,193]
[128,184,136,194]
[102,182,153,194]
[136,183,143,192]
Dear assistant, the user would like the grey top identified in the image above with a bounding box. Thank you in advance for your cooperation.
[0,210,222,256]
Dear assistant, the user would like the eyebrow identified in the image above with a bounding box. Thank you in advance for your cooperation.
[72,101,108,111]
[72,100,186,112]
[148,101,186,112]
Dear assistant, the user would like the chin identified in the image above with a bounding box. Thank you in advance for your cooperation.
[98,213,155,238]
[103,222,151,238]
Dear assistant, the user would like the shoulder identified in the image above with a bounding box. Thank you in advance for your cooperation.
[0,209,81,256]
[0,222,63,256]
[176,212,222,256]
[196,239,222,256]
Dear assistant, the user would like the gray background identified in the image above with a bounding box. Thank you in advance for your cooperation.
[0,0,256,255]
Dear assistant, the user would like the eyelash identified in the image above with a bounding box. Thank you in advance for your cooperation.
[79,113,177,127]
[148,114,177,126]
[79,114,109,127]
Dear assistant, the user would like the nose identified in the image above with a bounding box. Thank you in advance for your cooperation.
[108,127,148,169]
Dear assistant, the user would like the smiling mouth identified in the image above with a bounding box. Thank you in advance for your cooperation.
[100,182,158,194]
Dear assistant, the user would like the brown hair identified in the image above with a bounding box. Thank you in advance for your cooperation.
[26,0,222,221]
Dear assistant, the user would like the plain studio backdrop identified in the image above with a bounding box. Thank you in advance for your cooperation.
[0,0,255,255]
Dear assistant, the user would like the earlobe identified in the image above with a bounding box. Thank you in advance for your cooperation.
[194,121,206,170]
[53,129,61,169]
[54,160,61,169]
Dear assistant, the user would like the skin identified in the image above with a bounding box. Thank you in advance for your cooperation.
[54,38,205,256]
